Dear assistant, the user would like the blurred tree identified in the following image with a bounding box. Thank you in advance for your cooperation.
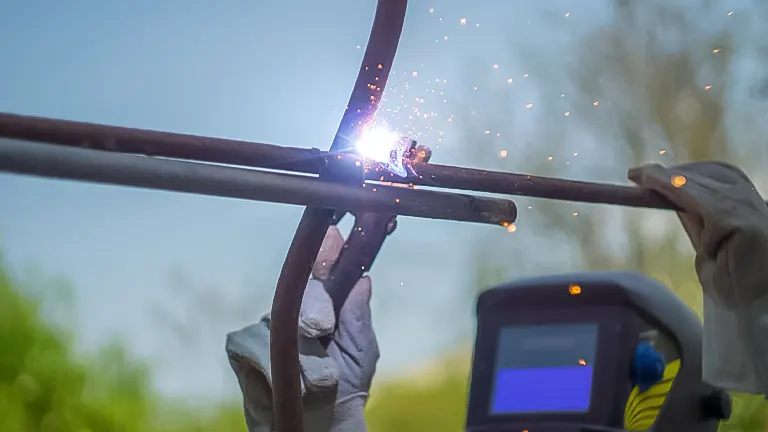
[366,0,767,430]
[519,1,768,429]
[0,250,246,432]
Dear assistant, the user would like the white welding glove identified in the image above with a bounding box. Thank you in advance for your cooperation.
[225,226,379,432]
[629,161,768,396]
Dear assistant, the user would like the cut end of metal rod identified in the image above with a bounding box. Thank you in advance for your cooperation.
[471,195,518,226]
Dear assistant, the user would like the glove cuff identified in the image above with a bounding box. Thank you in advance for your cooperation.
[332,393,368,432]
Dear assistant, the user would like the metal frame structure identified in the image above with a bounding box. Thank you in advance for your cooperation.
[1,2,767,432]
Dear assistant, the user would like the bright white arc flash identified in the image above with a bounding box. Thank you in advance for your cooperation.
[354,126,410,177]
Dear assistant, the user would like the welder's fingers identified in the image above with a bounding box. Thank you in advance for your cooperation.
[299,335,340,393]
[336,276,374,336]
[312,226,345,281]
[225,321,276,390]
[631,162,768,253]
[334,276,379,373]
[227,351,275,425]
[630,162,761,217]
[299,279,335,339]
[298,280,340,393]
[628,163,705,249]
[628,163,704,214]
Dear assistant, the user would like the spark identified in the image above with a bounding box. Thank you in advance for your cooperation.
[671,175,687,188]
[460,17,467,25]
[659,149,667,155]
[525,103,533,109]
[593,101,599,106]
[712,48,720,54]
[547,156,554,161]
[565,12,571,18]
[507,78,514,84]
[564,111,570,116]
[705,85,712,91]
[523,73,529,78]
[499,150,508,158]
[429,7,434,13]
[493,64,499,69]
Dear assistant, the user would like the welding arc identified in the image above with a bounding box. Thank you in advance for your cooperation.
[0,138,515,225]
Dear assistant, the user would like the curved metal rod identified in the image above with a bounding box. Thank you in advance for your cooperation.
[269,1,408,431]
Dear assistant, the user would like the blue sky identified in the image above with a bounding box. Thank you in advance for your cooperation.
[0,0,544,400]
[0,0,759,401]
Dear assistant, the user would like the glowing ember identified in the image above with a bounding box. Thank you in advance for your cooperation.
[355,126,411,177]
[671,175,687,188]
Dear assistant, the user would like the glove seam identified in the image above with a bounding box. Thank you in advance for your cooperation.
[336,391,368,406]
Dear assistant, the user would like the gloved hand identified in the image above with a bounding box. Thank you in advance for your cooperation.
[629,161,768,396]
[225,226,379,432]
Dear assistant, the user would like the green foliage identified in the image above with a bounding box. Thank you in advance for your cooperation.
[720,394,768,432]
[366,353,470,432]
[0,253,247,432]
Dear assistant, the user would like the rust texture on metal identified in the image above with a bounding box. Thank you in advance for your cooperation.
[0,138,516,225]
[403,163,683,210]
[0,112,329,173]
[0,113,677,209]
[268,1,409,431]
[3,112,745,211]
[270,206,331,432]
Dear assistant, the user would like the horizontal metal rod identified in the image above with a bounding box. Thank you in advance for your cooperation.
[2,113,766,210]
[0,138,517,226]
[0,112,329,172]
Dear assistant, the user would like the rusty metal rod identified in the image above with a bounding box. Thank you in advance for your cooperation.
[0,112,328,174]
[269,0,408,430]
[0,138,516,225]
[7,113,767,210]
[406,164,681,209]
[269,206,330,432]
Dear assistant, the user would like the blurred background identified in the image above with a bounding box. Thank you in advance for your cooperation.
[2,0,768,430]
